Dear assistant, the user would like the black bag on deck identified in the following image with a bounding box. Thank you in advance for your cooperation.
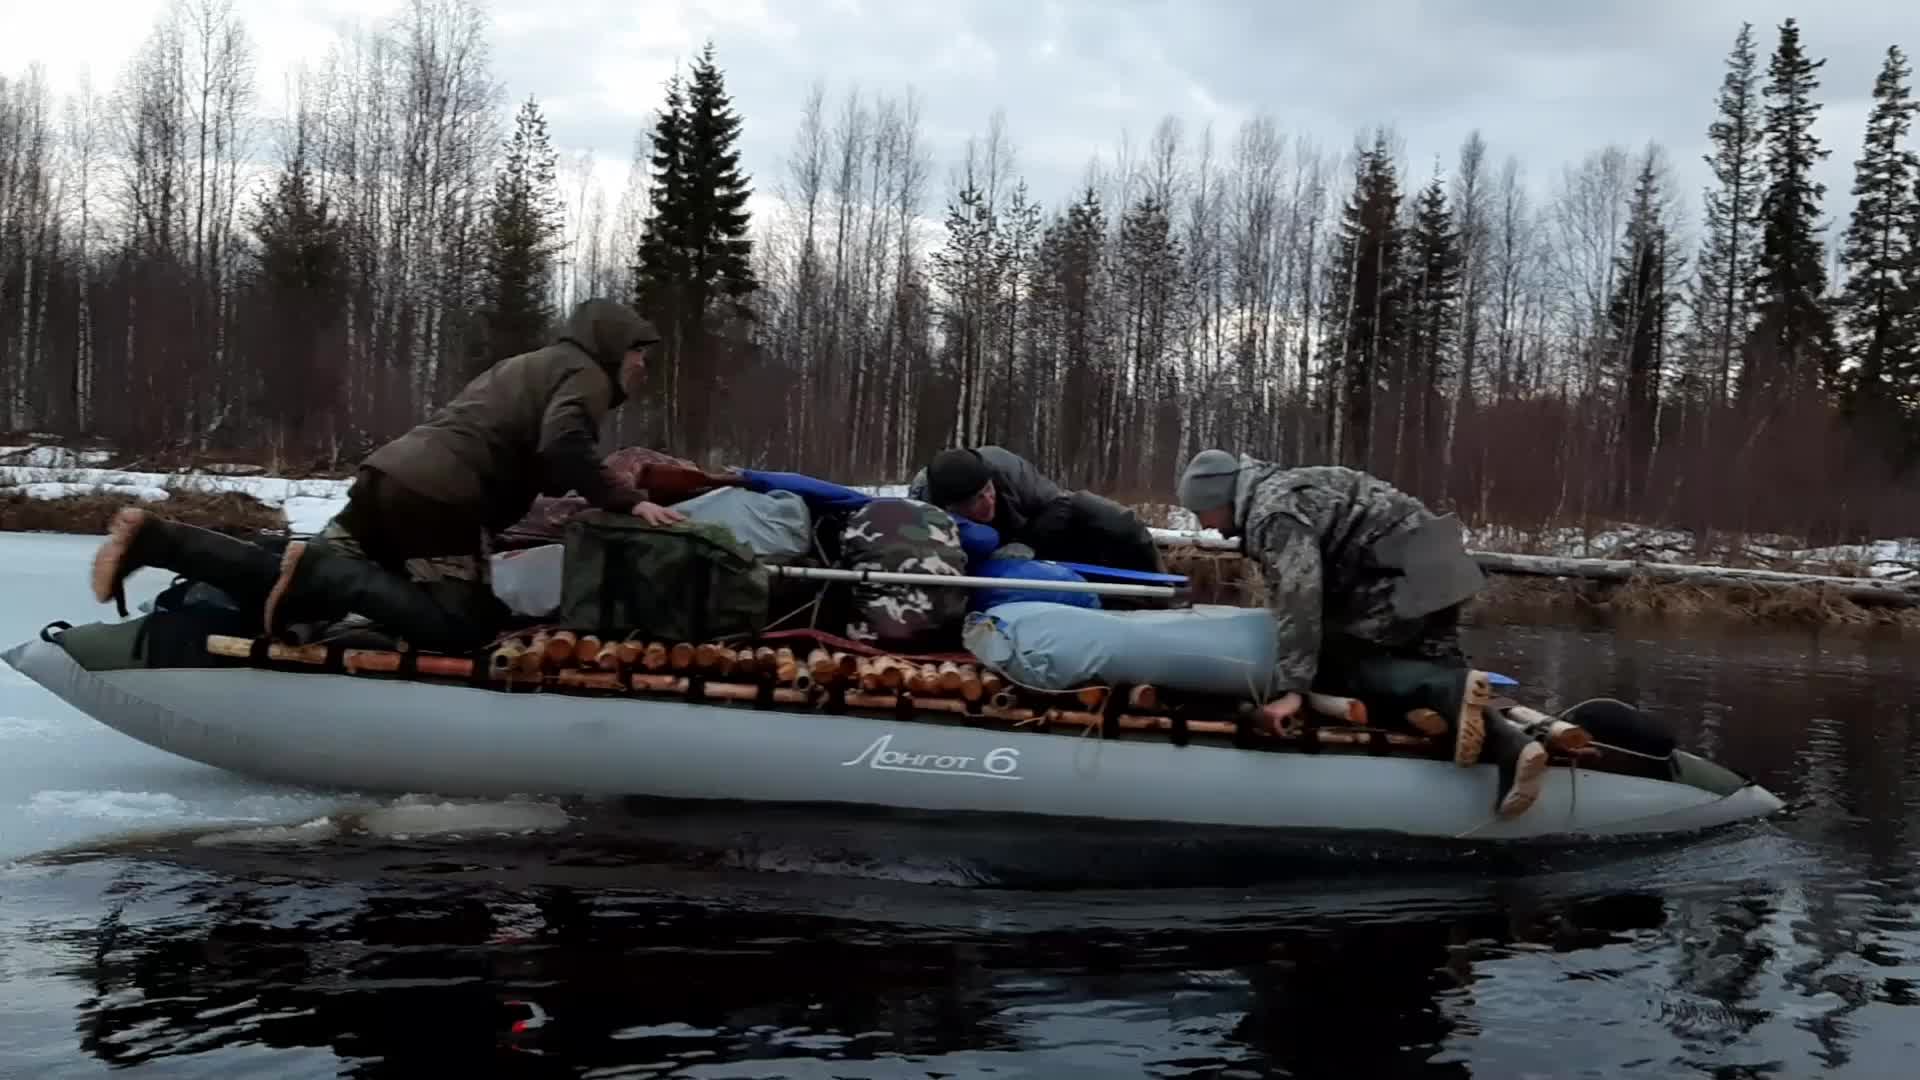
[55,578,258,672]
[558,511,772,642]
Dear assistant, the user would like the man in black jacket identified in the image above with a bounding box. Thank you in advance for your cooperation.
[907,445,1164,573]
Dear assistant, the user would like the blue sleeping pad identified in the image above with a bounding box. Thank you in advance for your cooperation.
[736,469,1002,561]
[970,558,1102,611]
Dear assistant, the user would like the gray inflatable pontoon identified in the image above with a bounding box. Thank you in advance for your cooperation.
[1,631,1784,844]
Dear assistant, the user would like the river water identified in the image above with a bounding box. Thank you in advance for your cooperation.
[1,534,1916,1078]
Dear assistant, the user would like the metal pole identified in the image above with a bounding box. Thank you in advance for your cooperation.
[767,563,1182,599]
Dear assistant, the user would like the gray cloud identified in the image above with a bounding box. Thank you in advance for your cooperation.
[244,0,1920,236]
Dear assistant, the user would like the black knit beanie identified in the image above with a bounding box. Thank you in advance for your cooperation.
[926,448,992,507]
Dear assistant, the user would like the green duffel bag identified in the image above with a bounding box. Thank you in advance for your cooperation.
[558,511,772,642]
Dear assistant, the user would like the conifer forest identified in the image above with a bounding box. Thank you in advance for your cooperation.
[4,2,1920,544]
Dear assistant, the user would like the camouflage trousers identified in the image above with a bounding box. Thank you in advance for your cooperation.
[316,518,491,588]
[1323,571,1469,667]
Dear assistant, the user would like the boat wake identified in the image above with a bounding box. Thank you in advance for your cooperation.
[20,790,1804,895]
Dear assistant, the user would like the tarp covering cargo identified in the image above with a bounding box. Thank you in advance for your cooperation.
[963,602,1279,697]
[499,448,735,548]
[675,487,813,561]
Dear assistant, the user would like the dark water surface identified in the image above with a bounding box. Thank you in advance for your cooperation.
[3,619,1918,1078]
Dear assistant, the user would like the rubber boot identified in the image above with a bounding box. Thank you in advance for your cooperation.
[264,540,494,654]
[1482,712,1550,819]
[92,507,284,618]
[1313,656,1492,767]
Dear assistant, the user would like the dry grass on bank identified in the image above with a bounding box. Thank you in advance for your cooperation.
[1161,543,1920,629]
[1466,572,1920,629]
[0,491,288,537]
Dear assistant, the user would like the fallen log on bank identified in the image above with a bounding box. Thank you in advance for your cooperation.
[1468,551,1920,609]
[1152,531,1920,610]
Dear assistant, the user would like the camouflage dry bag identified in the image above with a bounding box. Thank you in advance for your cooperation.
[559,511,771,642]
[839,498,969,647]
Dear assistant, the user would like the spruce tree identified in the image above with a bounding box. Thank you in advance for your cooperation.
[634,73,687,315]
[1689,22,1766,405]
[1399,171,1461,489]
[1885,158,1920,462]
[1323,132,1405,469]
[1837,45,1919,446]
[483,95,566,365]
[1608,151,1675,510]
[1748,17,1838,401]
[633,41,757,452]
[250,133,348,449]
[1043,188,1108,477]
[931,181,995,443]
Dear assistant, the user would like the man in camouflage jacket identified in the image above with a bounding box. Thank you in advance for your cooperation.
[1177,449,1549,818]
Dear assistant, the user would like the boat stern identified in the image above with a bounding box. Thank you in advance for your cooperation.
[1670,748,1786,818]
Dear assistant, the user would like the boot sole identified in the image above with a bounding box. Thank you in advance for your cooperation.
[1497,741,1550,819]
[1452,670,1492,767]
[1406,708,1448,737]
[91,507,151,603]
[264,540,308,636]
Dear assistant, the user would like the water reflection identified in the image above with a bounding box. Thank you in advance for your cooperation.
[53,856,1708,1078]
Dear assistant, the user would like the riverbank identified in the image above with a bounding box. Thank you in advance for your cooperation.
[7,445,1918,627]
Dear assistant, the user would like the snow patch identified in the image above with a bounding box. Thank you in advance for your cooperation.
[0,713,69,739]
[10,481,172,502]
[356,796,572,838]
[0,446,114,468]
[26,789,188,820]
[1,454,354,534]
[193,816,342,847]
[282,494,348,536]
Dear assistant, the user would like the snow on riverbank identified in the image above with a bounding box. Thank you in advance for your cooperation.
[1,453,911,539]
[1150,509,1920,582]
[6,447,1916,580]
[2,458,354,535]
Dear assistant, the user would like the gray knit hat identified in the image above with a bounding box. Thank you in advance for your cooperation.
[1177,449,1242,513]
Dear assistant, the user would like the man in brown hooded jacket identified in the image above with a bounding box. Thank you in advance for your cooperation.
[89,298,684,652]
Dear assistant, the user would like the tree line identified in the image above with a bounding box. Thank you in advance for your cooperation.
[3,2,1919,543]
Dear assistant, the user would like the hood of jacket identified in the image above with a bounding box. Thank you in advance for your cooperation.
[555,299,662,408]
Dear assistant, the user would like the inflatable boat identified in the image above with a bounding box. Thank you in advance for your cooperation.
[2,615,1784,846]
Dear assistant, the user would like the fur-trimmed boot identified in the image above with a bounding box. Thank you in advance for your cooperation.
[1482,711,1551,819]
[1312,656,1494,767]
[91,507,285,619]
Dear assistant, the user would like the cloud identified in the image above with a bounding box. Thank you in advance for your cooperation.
[4,0,1911,240]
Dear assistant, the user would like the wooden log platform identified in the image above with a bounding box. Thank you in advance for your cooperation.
[196,634,1476,762]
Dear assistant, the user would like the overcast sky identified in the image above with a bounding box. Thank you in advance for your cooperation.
[5,0,1917,238]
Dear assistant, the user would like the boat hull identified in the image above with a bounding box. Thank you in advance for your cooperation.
[2,637,1784,843]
